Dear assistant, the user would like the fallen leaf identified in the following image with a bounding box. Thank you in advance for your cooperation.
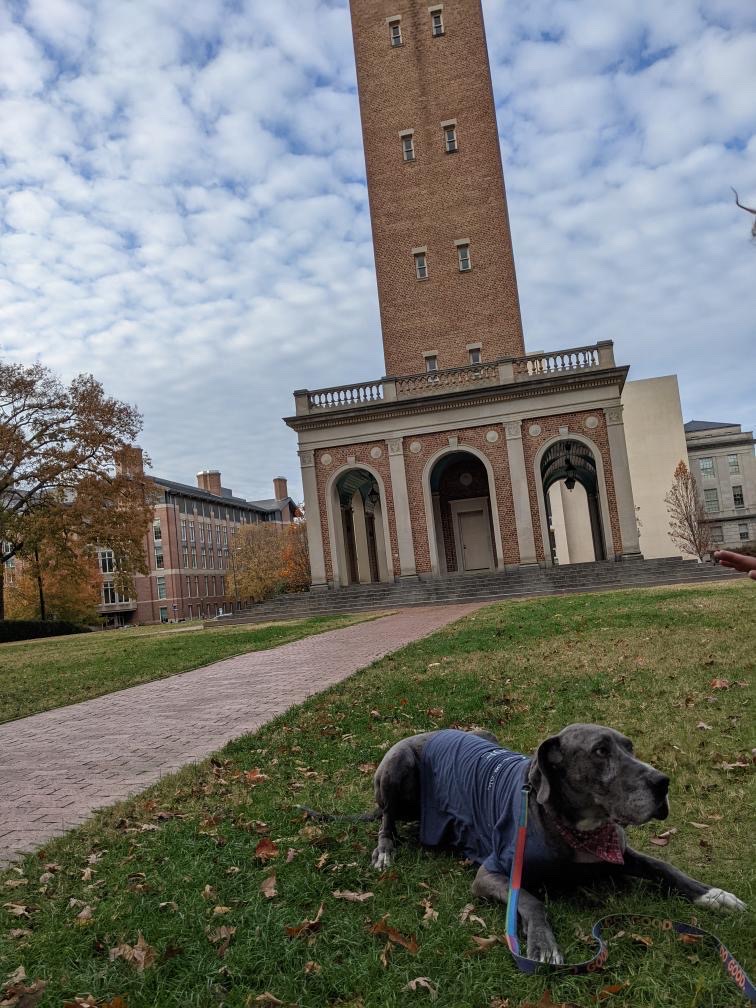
[315,852,329,870]
[719,760,749,770]
[3,880,27,890]
[202,885,217,900]
[304,960,321,975]
[629,933,653,947]
[0,974,47,1008]
[687,822,710,829]
[426,708,444,719]
[207,924,236,956]
[108,932,156,971]
[159,901,178,912]
[248,995,285,1007]
[490,1000,510,1008]
[368,915,418,954]
[4,967,26,986]
[255,838,279,862]
[459,903,486,928]
[286,848,299,863]
[710,678,731,689]
[2,904,31,918]
[649,827,677,847]
[76,904,93,923]
[333,890,373,903]
[212,906,232,916]
[419,897,438,922]
[402,977,437,999]
[260,875,277,900]
[285,903,324,939]
[469,934,502,954]
[357,762,377,774]
[244,769,269,786]
[678,933,703,945]
[696,722,713,731]
[8,930,32,939]
[596,984,627,1001]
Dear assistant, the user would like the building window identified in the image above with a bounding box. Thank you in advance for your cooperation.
[430,8,444,36]
[191,549,197,568]
[200,547,206,567]
[216,525,222,545]
[204,575,209,596]
[468,346,481,365]
[711,525,724,543]
[156,576,167,600]
[186,575,192,596]
[153,520,161,541]
[425,354,438,373]
[728,454,740,474]
[212,576,217,595]
[189,522,195,543]
[443,124,457,152]
[182,547,189,568]
[159,606,168,623]
[180,520,187,542]
[414,251,428,279]
[99,550,115,574]
[154,545,164,569]
[698,457,715,478]
[733,485,745,509]
[738,523,749,541]
[102,581,116,605]
[401,133,415,161]
[457,242,471,271]
[187,604,193,620]
[389,18,402,46]
[703,489,719,513]
[199,524,205,544]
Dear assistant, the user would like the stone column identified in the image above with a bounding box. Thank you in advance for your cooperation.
[299,450,328,588]
[604,406,642,558]
[386,437,417,578]
[504,421,538,565]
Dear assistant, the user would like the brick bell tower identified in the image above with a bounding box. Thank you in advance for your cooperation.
[350,0,525,376]
[285,0,642,591]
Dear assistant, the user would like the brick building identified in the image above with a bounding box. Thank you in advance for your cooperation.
[97,448,297,625]
[285,0,642,587]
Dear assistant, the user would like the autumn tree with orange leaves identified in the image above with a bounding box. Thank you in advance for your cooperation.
[665,460,712,562]
[232,520,310,605]
[0,361,155,620]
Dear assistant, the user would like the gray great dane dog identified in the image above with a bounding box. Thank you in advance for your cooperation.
[368,725,746,964]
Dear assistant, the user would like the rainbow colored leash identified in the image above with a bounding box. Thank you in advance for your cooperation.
[504,784,755,1001]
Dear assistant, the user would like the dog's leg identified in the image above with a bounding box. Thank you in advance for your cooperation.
[622,847,747,912]
[371,806,398,871]
[471,865,564,964]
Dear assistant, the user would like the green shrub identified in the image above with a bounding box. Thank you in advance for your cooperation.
[0,619,92,643]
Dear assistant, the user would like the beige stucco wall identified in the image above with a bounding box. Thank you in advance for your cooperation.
[548,481,595,564]
[622,376,688,558]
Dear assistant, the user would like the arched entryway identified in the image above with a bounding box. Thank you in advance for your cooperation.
[329,468,391,586]
[427,451,498,575]
[540,440,606,563]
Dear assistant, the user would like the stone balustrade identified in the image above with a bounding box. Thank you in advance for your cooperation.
[293,341,616,415]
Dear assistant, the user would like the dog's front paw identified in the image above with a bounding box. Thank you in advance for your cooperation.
[526,928,564,965]
[371,847,394,871]
[694,888,747,913]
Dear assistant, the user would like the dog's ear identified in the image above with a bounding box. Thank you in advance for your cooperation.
[530,735,562,805]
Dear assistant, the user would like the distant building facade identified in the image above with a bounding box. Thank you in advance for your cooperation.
[685,421,756,548]
[97,449,297,626]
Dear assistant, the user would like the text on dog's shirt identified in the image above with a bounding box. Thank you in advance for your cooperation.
[420,730,562,879]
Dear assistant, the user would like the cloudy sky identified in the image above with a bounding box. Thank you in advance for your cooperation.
[1,0,754,503]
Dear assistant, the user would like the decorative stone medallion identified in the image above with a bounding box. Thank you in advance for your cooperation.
[460,472,473,487]
[485,430,499,444]
[528,424,542,438]
[370,445,383,460]
[558,425,568,435]
[320,453,332,467]
[584,415,599,430]
[409,441,422,454]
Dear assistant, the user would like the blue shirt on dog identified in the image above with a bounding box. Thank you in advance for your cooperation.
[420,729,561,879]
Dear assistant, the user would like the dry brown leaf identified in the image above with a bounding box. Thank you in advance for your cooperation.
[304,960,321,975]
[2,904,31,918]
[401,977,437,999]
[76,904,93,923]
[107,932,156,972]
[260,875,278,900]
[286,848,299,863]
[596,985,627,1001]
[333,890,373,903]
[8,930,32,940]
[649,827,677,846]
[159,901,178,912]
[255,838,279,862]
[285,903,324,939]
[212,906,232,916]
[315,852,329,870]
[710,678,731,689]
[696,722,713,731]
[379,940,392,968]
[357,762,377,774]
[244,769,269,786]
[0,975,47,1008]
[490,999,510,1008]
[426,708,444,719]
[469,934,502,954]
[719,760,749,770]
[629,932,653,947]
[419,897,438,922]
[207,924,236,956]
[687,822,710,829]
[368,915,418,954]
[247,995,285,1007]
[3,880,27,890]
[201,884,217,900]
[459,903,486,928]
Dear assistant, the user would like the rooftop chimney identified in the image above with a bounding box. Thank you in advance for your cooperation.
[273,476,288,501]
[197,470,222,496]
[115,445,144,477]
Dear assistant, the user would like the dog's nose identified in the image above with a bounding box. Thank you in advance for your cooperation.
[651,773,670,797]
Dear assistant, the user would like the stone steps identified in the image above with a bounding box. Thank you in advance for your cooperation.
[208,558,738,626]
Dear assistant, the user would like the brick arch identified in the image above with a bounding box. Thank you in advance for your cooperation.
[421,444,505,575]
[324,462,394,587]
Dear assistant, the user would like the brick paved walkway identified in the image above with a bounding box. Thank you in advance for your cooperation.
[0,603,481,867]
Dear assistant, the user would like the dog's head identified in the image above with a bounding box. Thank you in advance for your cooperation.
[528,724,669,830]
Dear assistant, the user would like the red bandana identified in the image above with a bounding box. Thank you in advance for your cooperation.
[553,819,624,864]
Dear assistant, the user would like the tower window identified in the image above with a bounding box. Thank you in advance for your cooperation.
[443,124,458,153]
[430,8,444,36]
[733,485,744,509]
[457,242,472,272]
[468,346,481,365]
[401,133,415,161]
[414,251,428,280]
[424,354,438,373]
[389,18,402,46]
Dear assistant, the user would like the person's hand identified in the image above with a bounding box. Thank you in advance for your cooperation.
[713,550,756,580]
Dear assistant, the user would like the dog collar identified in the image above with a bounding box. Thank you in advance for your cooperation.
[552,818,624,864]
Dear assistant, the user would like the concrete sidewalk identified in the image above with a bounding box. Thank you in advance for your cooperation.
[0,603,481,866]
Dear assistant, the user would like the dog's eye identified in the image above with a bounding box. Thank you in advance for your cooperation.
[593,746,609,758]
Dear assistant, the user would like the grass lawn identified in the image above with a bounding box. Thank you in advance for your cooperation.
[0,613,386,724]
[0,582,753,1008]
